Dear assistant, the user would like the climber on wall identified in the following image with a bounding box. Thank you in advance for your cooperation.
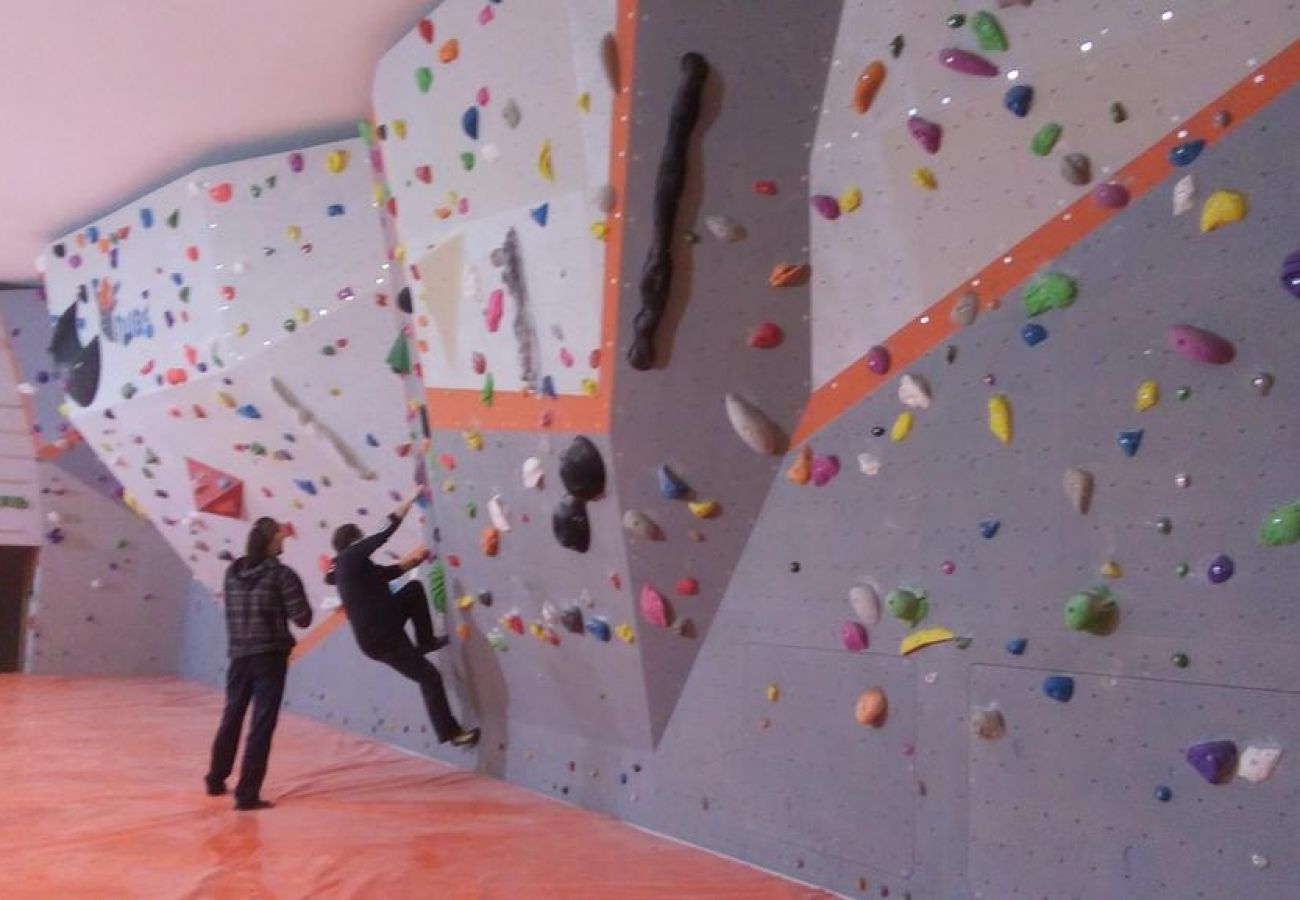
[205,516,313,811]
[326,491,480,749]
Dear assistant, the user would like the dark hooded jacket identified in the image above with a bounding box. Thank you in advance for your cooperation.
[223,556,312,659]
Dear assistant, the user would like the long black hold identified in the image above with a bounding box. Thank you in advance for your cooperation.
[627,51,709,371]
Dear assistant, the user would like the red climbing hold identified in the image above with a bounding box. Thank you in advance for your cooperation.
[676,576,699,596]
[753,180,778,196]
[417,18,434,43]
[208,183,233,203]
[748,321,784,349]
[186,458,244,519]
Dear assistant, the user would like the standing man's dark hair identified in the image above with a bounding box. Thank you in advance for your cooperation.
[327,491,479,749]
[205,517,312,811]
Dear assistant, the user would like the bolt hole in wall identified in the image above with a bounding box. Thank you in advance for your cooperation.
[0,546,37,671]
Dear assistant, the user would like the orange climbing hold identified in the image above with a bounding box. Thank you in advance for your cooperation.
[480,527,499,557]
[769,264,810,287]
[851,60,885,114]
[786,445,812,485]
[439,39,459,63]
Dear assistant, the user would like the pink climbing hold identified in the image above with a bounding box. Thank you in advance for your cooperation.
[640,584,670,627]
[559,347,574,367]
[288,152,304,174]
[1166,324,1235,365]
[471,351,486,374]
[485,289,504,332]
[754,180,778,196]
[939,48,999,77]
[811,194,841,220]
[841,621,868,652]
[810,454,840,487]
[477,86,490,106]
[865,345,891,375]
[1092,182,1131,209]
[478,4,494,25]
[908,115,942,154]
[676,576,699,596]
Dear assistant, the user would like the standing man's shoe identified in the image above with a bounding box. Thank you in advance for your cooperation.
[234,798,275,811]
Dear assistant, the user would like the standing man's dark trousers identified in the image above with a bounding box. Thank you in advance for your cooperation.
[206,651,288,806]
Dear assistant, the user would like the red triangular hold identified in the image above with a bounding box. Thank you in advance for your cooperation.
[186,458,245,519]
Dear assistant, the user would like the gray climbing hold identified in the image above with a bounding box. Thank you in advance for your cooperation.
[725,393,785,455]
[704,215,746,242]
[1063,467,1094,514]
[502,99,522,129]
[622,509,664,541]
[951,291,979,326]
[1061,153,1091,186]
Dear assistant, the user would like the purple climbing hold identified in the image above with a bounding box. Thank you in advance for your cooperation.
[1280,249,1300,298]
[810,454,840,487]
[1092,182,1130,209]
[1167,324,1235,365]
[810,194,841,220]
[841,621,868,652]
[1207,554,1234,584]
[1003,84,1033,117]
[1168,140,1205,167]
[1186,740,1238,784]
[907,115,942,154]
[865,345,891,375]
[938,47,999,77]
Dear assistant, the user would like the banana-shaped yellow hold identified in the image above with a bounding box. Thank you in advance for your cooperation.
[988,393,1012,444]
[890,410,914,442]
[538,140,554,182]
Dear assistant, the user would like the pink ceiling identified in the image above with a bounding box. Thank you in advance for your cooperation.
[0,0,433,283]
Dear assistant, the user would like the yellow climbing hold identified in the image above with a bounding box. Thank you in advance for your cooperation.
[1199,189,1247,233]
[287,225,301,241]
[900,626,956,656]
[538,140,554,182]
[1135,379,1159,412]
[889,410,914,442]
[577,91,591,112]
[393,119,407,139]
[441,479,456,493]
[590,221,609,241]
[911,167,937,190]
[580,377,598,397]
[456,594,475,610]
[294,306,310,323]
[372,183,388,204]
[326,149,349,174]
[765,682,780,702]
[839,186,862,213]
[393,243,407,261]
[529,623,545,640]
[615,623,636,643]
[234,322,249,337]
[988,393,1012,444]
[688,499,720,519]
[216,391,236,408]
[1100,560,1123,579]
[463,429,483,451]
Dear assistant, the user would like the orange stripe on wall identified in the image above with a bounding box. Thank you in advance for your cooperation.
[422,0,638,434]
[791,37,1300,448]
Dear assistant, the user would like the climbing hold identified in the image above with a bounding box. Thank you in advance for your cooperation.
[889,35,904,57]
[1258,501,1300,546]
[810,194,841,220]
[865,345,891,376]
[1031,122,1062,156]
[889,410,914,442]
[786,445,812,485]
[769,263,810,287]
[1153,785,1173,802]
[754,180,779,196]
[851,60,886,114]
[987,393,1012,444]
[687,499,720,519]
[676,577,699,596]
[886,588,927,626]
[438,39,459,63]
[601,31,620,92]
[1003,84,1033,118]
[294,479,317,496]
[705,215,745,242]
[1166,324,1234,364]
[1237,746,1283,783]
[1100,560,1123,579]
[640,584,671,627]
[854,687,887,727]
[1109,101,1128,123]
[529,203,549,226]
[552,496,591,553]
[840,187,862,214]
[907,115,942,154]
[979,520,1001,539]
[939,47,998,77]
[480,527,499,557]
[898,374,931,409]
[849,583,881,625]
[417,18,433,42]
[1207,554,1234,584]
[1064,585,1115,634]
[1252,372,1275,395]
[487,495,510,532]
[1042,675,1075,702]
[1169,139,1206,168]
[1199,190,1247,232]
[208,183,233,203]
[724,393,785,455]
[1062,467,1093,514]
[1117,429,1143,457]
[946,13,966,28]
[970,10,1008,51]
[1279,249,1300,298]
[560,436,606,500]
[1021,323,1048,347]
[501,98,521,129]
[951,291,979,326]
[1186,740,1238,785]
[462,106,479,140]
[841,621,868,652]
[911,167,937,190]
[748,321,784,349]
[623,509,664,541]
[235,404,261,419]
[1135,380,1159,411]
[1005,637,1027,655]
[463,430,483,451]
[1092,182,1130,209]
[858,452,882,476]
[900,626,955,656]
[586,618,611,642]
[1061,153,1091,186]
[1171,652,1189,668]
[1021,271,1077,316]
[1170,174,1197,218]
[658,465,691,500]
[537,140,554,181]
[521,457,544,491]
[325,149,349,173]
[970,705,1006,740]
[811,455,840,487]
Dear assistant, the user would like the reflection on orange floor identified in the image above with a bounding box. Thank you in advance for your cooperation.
[0,676,828,899]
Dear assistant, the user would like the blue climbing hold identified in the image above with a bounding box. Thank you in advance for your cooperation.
[365,433,379,447]
[658,464,691,500]
[1153,785,1172,802]
[1042,675,1075,702]
[86,226,99,243]
[170,272,183,286]
[979,519,1001,539]
[327,204,345,216]
[462,106,479,140]
[1117,429,1143,457]
[1004,84,1033,118]
[541,375,556,398]
[236,404,261,419]
[531,203,549,226]
[1021,322,1048,347]
[1168,139,1205,167]
[140,208,154,228]
[294,478,317,496]
[1005,637,1028,655]
[585,618,612,641]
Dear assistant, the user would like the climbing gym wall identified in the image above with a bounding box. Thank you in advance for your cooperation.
[0,300,41,546]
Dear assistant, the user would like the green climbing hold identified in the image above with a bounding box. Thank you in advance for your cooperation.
[386,333,412,374]
[1064,585,1116,635]
[970,11,1008,52]
[886,588,928,627]
[416,67,433,93]
[1032,122,1062,156]
[1258,501,1300,546]
[427,560,447,613]
[460,152,476,171]
[166,210,180,229]
[465,502,477,518]
[481,373,494,406]
[357,120,373,144]
[1021,271,1077,316]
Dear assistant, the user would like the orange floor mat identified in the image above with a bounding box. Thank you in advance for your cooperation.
[0,675,828,899]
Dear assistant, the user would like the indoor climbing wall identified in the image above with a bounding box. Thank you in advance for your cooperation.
[41,140,421,616]
[0,301,41,546]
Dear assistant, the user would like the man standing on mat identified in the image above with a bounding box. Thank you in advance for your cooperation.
[327,492,480,749]
[206,517,313,811]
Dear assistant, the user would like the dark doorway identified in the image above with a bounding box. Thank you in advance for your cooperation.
[0,545,38,672]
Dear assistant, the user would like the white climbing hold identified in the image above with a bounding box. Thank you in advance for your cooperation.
[1063,466,1094,514]
[704,215,746,243]
[488,495,511,532]
[857,453,881,476]
[622,509,664,541]
[724,393,785,455]
[848,583,881,625]
[522,457,544,489]
[1237,745,1283,783]
[1173,174,1196,217]
[481,143,501,163]
[899,374,932,410]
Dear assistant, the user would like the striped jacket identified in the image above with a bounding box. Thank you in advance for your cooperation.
[223,556,313,659]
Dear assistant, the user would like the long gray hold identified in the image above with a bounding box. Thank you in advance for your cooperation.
[627,51,709,371]
[500,227,540,391]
